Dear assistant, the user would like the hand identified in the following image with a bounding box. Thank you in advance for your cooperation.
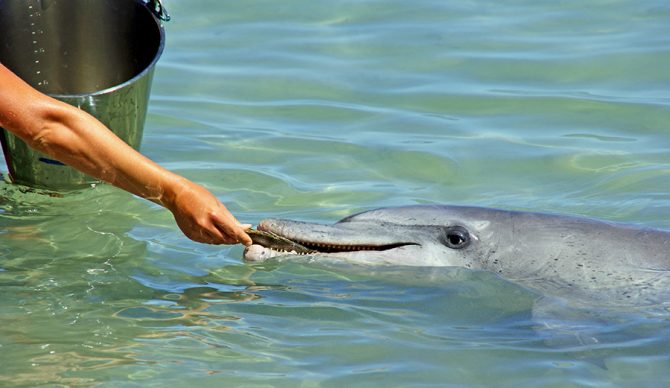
[165,179,252,245]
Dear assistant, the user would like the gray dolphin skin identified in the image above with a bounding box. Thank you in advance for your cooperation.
[244,205,670,306]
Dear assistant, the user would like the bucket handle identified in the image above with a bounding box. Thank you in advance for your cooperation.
[145,0,171,22]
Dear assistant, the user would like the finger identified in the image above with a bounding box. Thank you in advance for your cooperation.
[219,223,252,245]
[235,228,253,246]
[211,211,238,228]
[197,222,226,245]
[211,213,253,245]
[209,228,227,245]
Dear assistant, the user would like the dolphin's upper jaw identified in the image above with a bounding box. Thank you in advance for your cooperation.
[243,219,422,262]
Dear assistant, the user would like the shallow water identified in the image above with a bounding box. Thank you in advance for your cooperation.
[2,0,670,385]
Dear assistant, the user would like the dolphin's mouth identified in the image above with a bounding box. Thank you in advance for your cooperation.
[246,229,316,255]
[244,221,419,261]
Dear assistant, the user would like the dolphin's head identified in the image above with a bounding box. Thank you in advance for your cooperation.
[244,205,504,267]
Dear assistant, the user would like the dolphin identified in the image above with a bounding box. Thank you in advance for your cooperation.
[244,205,670,307]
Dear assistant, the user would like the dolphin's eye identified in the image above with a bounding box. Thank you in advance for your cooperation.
[443,226,471,249]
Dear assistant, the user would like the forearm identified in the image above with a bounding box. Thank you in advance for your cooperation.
[0,65,173,206]
[24,98,185,207]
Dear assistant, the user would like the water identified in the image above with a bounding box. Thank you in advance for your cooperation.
[1,0,670,385]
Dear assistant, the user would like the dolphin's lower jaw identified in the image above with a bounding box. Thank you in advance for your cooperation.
[242,244,382,262]
[243,243,420,263]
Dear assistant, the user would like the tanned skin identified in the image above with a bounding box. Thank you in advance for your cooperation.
[0,63,252,246]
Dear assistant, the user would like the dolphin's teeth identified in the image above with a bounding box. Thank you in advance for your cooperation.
[263,238,415,255]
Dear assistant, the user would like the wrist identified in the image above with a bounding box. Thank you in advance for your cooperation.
[158,174,191,211]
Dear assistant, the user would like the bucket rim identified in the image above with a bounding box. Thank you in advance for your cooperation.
[48,3,166,99]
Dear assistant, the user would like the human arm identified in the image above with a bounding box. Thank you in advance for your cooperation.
[0,63,252,245]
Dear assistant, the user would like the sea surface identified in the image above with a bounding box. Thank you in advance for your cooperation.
[2,0,670,386]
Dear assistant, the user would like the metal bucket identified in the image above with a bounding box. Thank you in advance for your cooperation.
[0,0,169,189]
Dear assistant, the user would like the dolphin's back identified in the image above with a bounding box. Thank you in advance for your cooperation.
[506,209,670,270]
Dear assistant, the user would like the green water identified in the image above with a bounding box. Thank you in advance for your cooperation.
[2,0,670,386]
